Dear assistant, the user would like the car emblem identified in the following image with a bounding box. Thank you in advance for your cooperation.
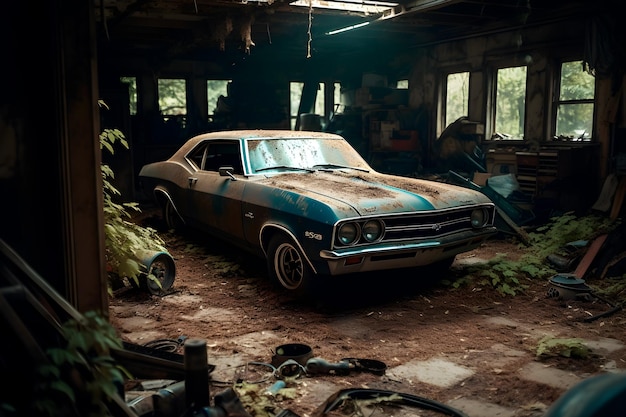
[432,224,441,231]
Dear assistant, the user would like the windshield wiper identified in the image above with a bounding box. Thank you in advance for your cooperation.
[255,165,315,173]
[311,164,369,173]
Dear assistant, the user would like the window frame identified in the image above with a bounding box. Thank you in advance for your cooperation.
[491,64,528,140]
[437,67,471,138]
[551,59,596,141]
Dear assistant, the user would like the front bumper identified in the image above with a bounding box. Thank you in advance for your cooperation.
[318,227,497,275]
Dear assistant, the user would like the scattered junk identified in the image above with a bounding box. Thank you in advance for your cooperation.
[546,240,588,272]
[136,249,177,295]
[432,117,487,176]
[544,231,624,322]
[446,169,535,242]
[271,343,313,368]
[313,388,470,417]
[547,274,592,300]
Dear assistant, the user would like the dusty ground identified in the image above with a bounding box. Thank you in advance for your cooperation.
[109,205,626,417]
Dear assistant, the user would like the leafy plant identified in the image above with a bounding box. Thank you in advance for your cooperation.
[100,125,167,292]
[536,336,589,359]
[34,311,131,417]
[449,213,620,295]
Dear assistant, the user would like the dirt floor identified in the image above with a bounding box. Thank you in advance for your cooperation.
[108,206,626,417]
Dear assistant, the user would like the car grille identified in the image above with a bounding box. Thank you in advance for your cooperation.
[358,205,494,246]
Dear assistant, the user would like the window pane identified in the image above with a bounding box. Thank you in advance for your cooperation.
[290,82,304,130]
[445,72,469,127]
[560,61,594,101]
[396,80,409,89]
[207,80,231,115]
[158,79,186,116]
[495,66,526,139]
[556,103,594,139]
[120,76,137,115]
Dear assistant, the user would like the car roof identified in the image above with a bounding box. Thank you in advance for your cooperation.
[190,129,345,142]
[172,130,347,160]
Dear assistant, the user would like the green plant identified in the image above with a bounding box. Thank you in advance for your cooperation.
[34,311,131,417]
[100,126,167,292]
[536,336,589,359]
[449,213,620,295]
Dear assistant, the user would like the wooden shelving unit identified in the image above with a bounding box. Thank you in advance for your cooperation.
[514,145,600,212]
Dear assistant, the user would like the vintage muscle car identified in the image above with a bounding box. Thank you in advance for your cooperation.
[138,130,497,297]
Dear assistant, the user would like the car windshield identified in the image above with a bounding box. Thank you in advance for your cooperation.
[247,137,371,174]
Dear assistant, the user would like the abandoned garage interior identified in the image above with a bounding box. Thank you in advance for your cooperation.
[1,0,626,415]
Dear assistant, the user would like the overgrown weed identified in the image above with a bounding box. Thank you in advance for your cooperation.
[448,212,621,296]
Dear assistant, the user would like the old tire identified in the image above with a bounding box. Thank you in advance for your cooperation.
[267,234,316,298]
[140,251,176,295]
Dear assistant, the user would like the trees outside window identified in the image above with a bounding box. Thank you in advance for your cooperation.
[555,61,595,140]
[158,78,187,124]
[207,80,231,121]
[445,72,469,127]
[495,66,527,139]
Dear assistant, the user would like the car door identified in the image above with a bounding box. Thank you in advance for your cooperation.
[185,140,246,240]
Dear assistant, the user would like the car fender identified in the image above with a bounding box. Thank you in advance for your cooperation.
[153,186,185,224]
[259,223,318,275]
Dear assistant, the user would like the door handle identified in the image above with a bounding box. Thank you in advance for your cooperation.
[188,177,197,187]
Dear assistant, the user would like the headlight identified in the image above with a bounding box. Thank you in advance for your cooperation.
[470,208,488,228]
[337,222,360,245]
[362,220,383,242]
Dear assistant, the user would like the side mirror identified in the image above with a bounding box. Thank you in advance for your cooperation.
[218,166,237,180]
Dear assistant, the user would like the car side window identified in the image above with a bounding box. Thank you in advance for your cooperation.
[187,143,207,170]
[203,141,243,174]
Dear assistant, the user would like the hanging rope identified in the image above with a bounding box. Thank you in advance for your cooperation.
[307,0,313,58]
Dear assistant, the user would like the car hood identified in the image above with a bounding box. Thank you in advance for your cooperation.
[258,171,491,216]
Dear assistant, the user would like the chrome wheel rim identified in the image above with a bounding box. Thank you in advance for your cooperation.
[274,242,304,290]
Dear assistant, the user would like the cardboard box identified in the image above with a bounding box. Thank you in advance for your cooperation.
[472,172,492,186]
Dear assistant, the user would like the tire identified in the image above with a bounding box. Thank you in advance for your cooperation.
[163,198,184,232]
[267,234,316,298]
[144,253,176,295]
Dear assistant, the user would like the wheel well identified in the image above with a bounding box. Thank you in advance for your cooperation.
[154,189,167,209]
[260,225,318,275]
[260,226,283,256]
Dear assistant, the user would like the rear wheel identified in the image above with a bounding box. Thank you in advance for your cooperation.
[163,199,184,232]
[267,234,316,298]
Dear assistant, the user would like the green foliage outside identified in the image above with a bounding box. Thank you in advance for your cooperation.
[445,72,469,127]
[447,212,621,297]
[556,61,595,139]
[495,66,527,138]
[158,78,187,115]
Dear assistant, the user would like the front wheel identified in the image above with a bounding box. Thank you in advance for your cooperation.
[267,234,317,298]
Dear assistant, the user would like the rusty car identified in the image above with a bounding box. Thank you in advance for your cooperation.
[138,130,497,298]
